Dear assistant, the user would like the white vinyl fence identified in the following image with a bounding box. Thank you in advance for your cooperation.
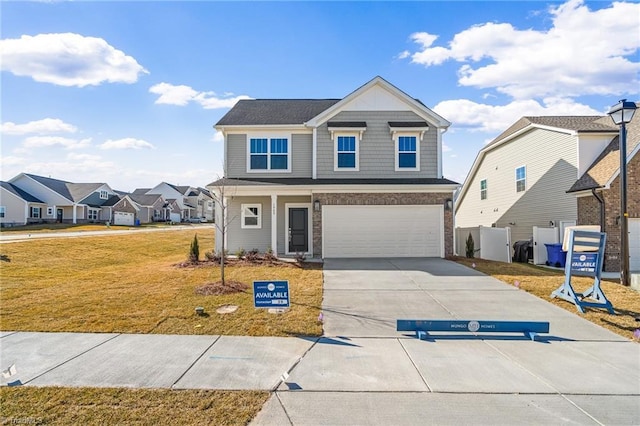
[456,226,512,263]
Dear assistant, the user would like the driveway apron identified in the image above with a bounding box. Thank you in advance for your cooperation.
[252,257,640,426]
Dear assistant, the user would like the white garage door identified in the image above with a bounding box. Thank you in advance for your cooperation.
[630,218,640,271]
[323,205,443,258]
[113,211,134,226]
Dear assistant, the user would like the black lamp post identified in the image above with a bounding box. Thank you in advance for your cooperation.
[607,99,637,287]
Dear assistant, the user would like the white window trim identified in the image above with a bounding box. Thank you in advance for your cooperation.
[246,135,292,173]
[100,190,109,200]
[333,132,360,171]
[515,165,526,193]
[47,207,54,216]
[393,132,421,171]
[88,208,100,220]
[241,203,262,229]
[480,179,487,200]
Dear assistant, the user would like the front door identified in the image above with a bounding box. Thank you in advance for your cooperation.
[288,208,308,253]
[56,208,63,223]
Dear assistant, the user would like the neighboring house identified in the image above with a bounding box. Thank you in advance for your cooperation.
[208,76,458,259]
[0,181,47,227]
[567,105,640,272]
[185,187,215,221]
[6,173,118,224]
[110,193,168,225]
[145,182,197,220]
[455,113,639,272]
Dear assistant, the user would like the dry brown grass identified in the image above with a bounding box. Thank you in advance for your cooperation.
[452,257,640,341]
[0,229,323,336]
[0,387,269,425]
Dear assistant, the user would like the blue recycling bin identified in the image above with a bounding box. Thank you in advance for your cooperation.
[134,219,140,226]
[545,243,566,268]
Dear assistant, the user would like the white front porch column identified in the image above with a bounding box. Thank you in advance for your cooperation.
[271,194,278,254]
[72,203,77,224]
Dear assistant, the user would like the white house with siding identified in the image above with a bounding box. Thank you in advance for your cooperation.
[455,116,618,245]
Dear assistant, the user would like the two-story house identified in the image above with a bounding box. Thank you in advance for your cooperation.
[455,113,640,272]
[208,77,458,259]
[145,182,197,221]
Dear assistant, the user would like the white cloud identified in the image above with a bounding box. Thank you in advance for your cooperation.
[149,82,251,109]
[1,155,26,166]
[21,136,92,150]
[99,138,155,150]
[442,143,452,152]
[0,33,148,87]
[434,97,602,133]
[1,118,78,135]
[405,0,640,99]
[211,130,224,144]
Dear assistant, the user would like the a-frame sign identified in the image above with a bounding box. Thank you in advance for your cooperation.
[551,229,614,314]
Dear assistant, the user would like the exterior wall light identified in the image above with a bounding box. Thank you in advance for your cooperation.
[314,200,321,212]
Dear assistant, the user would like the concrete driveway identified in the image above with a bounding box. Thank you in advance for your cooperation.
[252,257,640,425]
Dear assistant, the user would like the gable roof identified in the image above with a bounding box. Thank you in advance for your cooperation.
[455,115,620,211]
[129,193,164,206]
[0,181,44,203]
[306,76,450,128]
[568,105,640,193]
[215,76,450,129]
[216,99,341,126]
[21,173,108,203]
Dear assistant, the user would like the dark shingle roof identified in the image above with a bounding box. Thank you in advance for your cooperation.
[216,99,341,126]
[0,181,44,203]
[24,173,106,202]
[388,121,429,128]
[132,188,151,195]
[488,116,618,149]
[208,177,458,187]
[327,121,367,128]
[129,194,163,206]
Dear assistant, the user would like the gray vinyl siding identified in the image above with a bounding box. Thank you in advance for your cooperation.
[226,196,272,253]
[456,128,578,243]
[316,111,438,179]
[276,196,311,254]
[226,133,312,179]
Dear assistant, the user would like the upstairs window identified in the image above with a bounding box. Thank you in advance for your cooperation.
[241,204,261,229]
[249,137,289,171]
[335,135,358,170]
[397,136,418,169]
[515,166,526,192]
[100,190,108,200]
[480,179,487,200]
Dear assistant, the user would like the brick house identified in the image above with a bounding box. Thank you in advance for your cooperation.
[208,76,458,259]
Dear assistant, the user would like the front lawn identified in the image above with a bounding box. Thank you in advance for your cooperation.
[0,387,269,426]
[0,229,323,336]
[453,257,640,341]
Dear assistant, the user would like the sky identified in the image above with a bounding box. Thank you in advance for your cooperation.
[1,0,639,192]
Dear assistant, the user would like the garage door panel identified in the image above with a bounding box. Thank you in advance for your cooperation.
[323,205,443,258]
[114,212,134,226]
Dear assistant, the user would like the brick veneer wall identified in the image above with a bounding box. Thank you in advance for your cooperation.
[312,192,454,258]
[577,152,640,272]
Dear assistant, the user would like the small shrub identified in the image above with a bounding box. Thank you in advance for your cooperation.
[264,247,277,262]
[465,233,475,259]
[204,250,216,261]
[235,248,246,259]
[189,234,200,263]
[245,249,260,262]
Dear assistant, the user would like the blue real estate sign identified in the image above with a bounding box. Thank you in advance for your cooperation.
[253,281,290,308]
[570,252,598,274]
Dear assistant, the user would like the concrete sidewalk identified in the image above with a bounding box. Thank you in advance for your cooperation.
[2,258,639,425]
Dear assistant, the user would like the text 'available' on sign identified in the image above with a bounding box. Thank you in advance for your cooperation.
[253,280,290,308]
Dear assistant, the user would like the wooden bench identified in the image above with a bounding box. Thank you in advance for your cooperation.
[397,319,550,341]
